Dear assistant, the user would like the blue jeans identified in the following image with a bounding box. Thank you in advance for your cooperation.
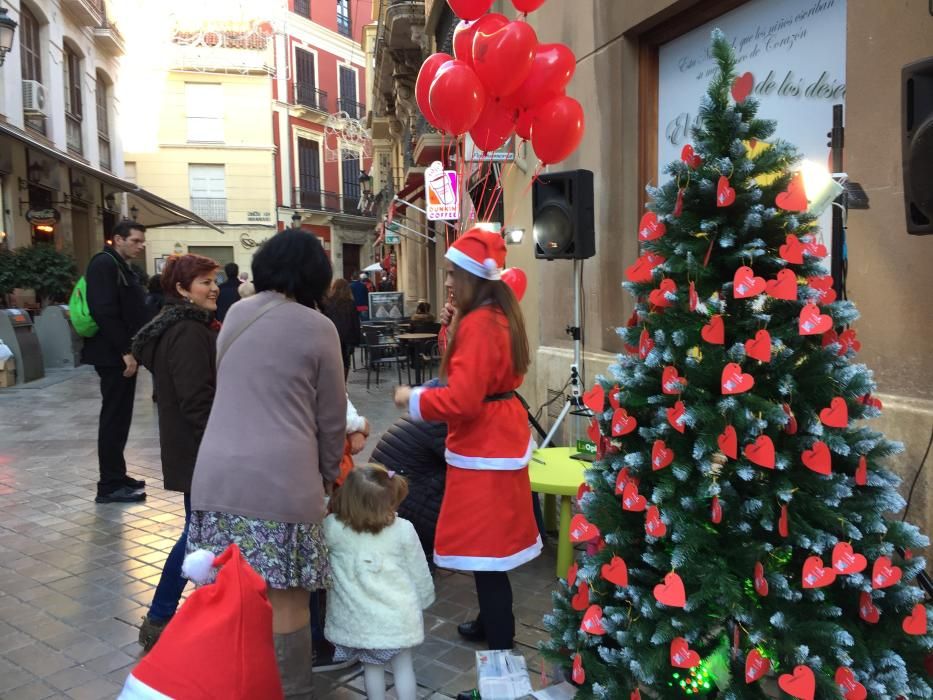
[148,492,192,621]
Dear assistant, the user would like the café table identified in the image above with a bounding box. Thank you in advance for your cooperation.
[396,332,438,385]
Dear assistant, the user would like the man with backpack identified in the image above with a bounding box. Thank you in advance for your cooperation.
[80,221,149,503]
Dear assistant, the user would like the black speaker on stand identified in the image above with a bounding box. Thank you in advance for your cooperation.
[903,57,933,235]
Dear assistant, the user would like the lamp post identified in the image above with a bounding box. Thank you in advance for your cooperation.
[0,9,17,66]
[129,204,139,221]
[291,212,302,229]
[359,171,373,196]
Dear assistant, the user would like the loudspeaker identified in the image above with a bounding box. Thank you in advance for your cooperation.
[903,57,933,235]
[532,169,595,259]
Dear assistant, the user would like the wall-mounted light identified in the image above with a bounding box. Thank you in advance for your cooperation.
[799,160,845,217]
[504,228,525,245]
[291,212,302,228]
[359,171,373,195]
[104,192,116,210]
[129,205,139,221]
[0,9,16,67]
[173,242,184,254]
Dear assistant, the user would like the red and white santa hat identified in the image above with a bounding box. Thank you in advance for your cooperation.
[118,544,283,700]
[445,227,507,281]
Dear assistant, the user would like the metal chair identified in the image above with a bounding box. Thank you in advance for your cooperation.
[361,327,407,389]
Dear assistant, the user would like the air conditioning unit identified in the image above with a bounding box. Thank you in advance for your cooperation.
[22,80,47,116]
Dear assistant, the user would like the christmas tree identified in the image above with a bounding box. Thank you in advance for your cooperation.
[542,32,932,699]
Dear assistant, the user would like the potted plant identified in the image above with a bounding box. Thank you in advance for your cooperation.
[10,245,78,307]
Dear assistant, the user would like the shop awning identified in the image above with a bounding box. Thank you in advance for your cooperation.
[0,122,224,233]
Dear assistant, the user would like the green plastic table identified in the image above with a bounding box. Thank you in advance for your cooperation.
[528,447,588,578]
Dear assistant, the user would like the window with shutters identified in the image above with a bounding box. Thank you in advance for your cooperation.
[189,164,227,222]
[338,66,361,119]
[294,49,325,111]
[297,138,322,209]
[186,83,224,143]
[20,6,45,134]
[294,0,310,18]
[342,151,361,215]
[96,72,111,171]
[64,46,83,154]
[337,0,351,37]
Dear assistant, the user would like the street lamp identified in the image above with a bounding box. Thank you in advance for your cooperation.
[0,9,17,66]
[291,212,302,228]
[359,171,373,195]
[129,204,139,221]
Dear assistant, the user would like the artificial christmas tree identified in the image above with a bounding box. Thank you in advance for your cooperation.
[542,32,932,699]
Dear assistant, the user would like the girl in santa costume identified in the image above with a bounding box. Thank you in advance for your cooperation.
[394,227,541,650]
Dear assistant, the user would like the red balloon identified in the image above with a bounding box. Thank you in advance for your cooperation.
[512,0,546,11]
[472,21,538,97]
[512,43,576,110]
[514,106,535,140]
[531,95,585,164]
[470,99,514,152]
[429,60,486,136]
[501,268,527,301]
[416,53,453,129]
[447,0,494,20]
[452,14,508,69]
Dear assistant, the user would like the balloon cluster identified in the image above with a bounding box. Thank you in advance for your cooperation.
[415,0,585,165]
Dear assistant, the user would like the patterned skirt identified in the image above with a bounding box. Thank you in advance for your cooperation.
[186,510,332,591]
[333,644,404,666]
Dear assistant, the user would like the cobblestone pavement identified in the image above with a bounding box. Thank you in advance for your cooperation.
[0,365,562,699]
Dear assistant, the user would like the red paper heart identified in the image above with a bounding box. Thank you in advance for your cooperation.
[733,266,766,298]
[638,328,655,360]
[611,409,637,437]
[711,496,723,524]
[586,419,600,444]
[808,275,837,303]
[680,143,702,168]
[766,268,798,300]
[569,514,599,543]
[721,362,755,395]
[673,188,684,217]
[576,482,591,504]
[859,591,880,623]
[662,366,687,395]
[776,173,808,212]
[614,468,635,495]
[625,253,665,283]
[799,303,833,335]
[571,653,585,684]
[645,505,667,538]
[783,403,798,435]
[716,175,736,207]
[621,481,647,512]
[571,580,589,610]
[872,556,902,589]
[670,637,700,668]
[580,604,606,635]
[701,315,725,344]
[630,691,641,700]
[859,393,882,410]
[855,455,868,486]
[652,440,674,471]
[731,71,754,102]
[744,435,775,469]
[802,236,828,258]
[608,384,621,410]
[779,234,806,264]
[754,561,769,597]
[840,329,862,354]
[831,542,867,575]
[688,281,698,311]
[583,384,605,414]
[802,441,832,475]
[649,278,676,308]
[601,555,628,587]
[667,401,686,433]
[802,555,836,588]
[745,649,770,683]
[779,665,815,700]
[745,329,772,363]
[654,572,686,607]
[717,425,738,459]
[903,604,927,635]
[820,397,848,428]
[835,667,867,700]
[779,504,789,537]
[638,212,666,242]
[566,561,578,586]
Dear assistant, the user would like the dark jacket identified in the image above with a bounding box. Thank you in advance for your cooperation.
[323,299,361,349]
[349,280,369,310]
[81,247,148,367]
[132,300,218,493]
[145,290,164,321]
[215,278,241,322]
[372,416,448,560]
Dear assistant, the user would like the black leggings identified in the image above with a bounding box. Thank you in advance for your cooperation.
[474,571,514,649]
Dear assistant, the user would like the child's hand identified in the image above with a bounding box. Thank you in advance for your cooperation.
[323,480,334,497]
[394,386,412,409]
[348,431,367,455]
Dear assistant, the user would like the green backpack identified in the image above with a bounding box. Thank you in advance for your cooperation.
[69,276,98,338]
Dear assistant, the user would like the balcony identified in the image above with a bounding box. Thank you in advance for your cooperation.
[93,20,125,56]
[294,189,374,219]
[294,84,328,113]
[62,0,104,26]
[337,98,365,120]
[190,198,228,223]
[412,115,442,165]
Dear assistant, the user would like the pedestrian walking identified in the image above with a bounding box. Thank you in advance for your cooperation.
[349,272,371,321]
[215,262,241,322]
[144,274,164,321]
[323,278,362,380]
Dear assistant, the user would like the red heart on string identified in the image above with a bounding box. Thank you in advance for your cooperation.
[778,503,789,537]
[766,269,798,300]
[673,188,684,217]
[601,555,628,587]
[744,435,775,469]
[859,393,882,410]
[688,281,698,311]
[872,556,902,589]
[835,667,867,700]
[802,555,836,588]
[808,275,837,303]
[645,505,667,538]
[625,253,665,283]
[855,456,868,486]
[667,401,686,433]
[820,397,849,428]
[802,441,832,475]
[580,604,606,635]
[733,266,766,298]
[649,278,676,308]
[778,666,815,700]
[652,440,674,471]
[701,315,725,344]
[716,175,736,207]
[717,425,738,459]
[802,236,828,258]
[799,303,833,335]
[571,580,589,610]
[711,496,723,524]
[569,514,599,543]
[630,690,641,700]
[576,482,591,505]
[566,561,578,586]
[662,366,687,395]
[832,542,867,575]
[670,637,700,669]
[583,384,605,414]
[859,591,880,623]
[638,328,655,360]
[776,173,808,212]
[731,71,754,102]
[638,212,666,242]
[745,330,772,363]
[614,468,635,495]
[621,481,647,512]
[680,143,702,168]
[754,561,769,597]
[611,409,637,437]
[571,653,585,684]
[586,419,600,444]
[779,234,806,264]
[745,649,770,683]
[722,362,755,395]
[840,329,862,354]
[783,403,798,435]
[903,604,927,635]
[608,384,621,410]
[654,572,686,607]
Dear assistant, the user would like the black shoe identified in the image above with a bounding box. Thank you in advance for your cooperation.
[124,475,146,489]
[96,486,146,503]
[457,619,485,642]
[312,640,358,672]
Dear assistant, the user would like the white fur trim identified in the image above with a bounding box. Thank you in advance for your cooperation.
[118,674,173,700]
[445,246,502,281]
[434,536,543,572]
[408,387,425,422]
[444,436,536,471]
[346,396,366,434]
[181,549,216,585]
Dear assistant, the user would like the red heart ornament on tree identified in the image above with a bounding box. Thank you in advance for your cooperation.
[803,236,828,258]
[645,505,667,538]
[674,188,684,217]
[820,397,849,428]
[576,482,591,504]
[872,556,902,589]
[711,496,723,524]
[662,366,687,394]
[808,275,837,303]
[667,401,686,433]
[638,212,666,242]
[580,605,606,635]
[601,556,628,587]
[779,234,806,264]
[776,173,809,212]
[745,649,770,683]
[855,455,868,486]
[754,561,769,597]
[731,71,754,102]
[688,281,698,311]
[614,468,635,495]
[779,504,789,537]
[859,591,880,623]
[586,419,600,444]
[802,441,832,475]
[583,384,605,414]
[571,581,589,610]
[744,435,775,469]
[733,266,766,298]
[621,481,647,512]
[608,384,621,410]
[653,572,686,607]
[630,691,641,700]
[718,425,738,459]
[638,328,655,360]
[766,269,798,300]
[799,303,833,335]
[716,175,736,207]
[832,542,868,575]
[783,403,798,435]
[778,665,815,700]
[859,393,882,410]
[802,555,836,588]
[571,653,585,684]
[680,143,702,168]
[611,409,637,437]
[840,329,862,354]
[835,667,867,700]
[722,363,755,395]
[745,330,772,363]
[652,440,674,471]
[569,514,599,543]
[625,253,665,283]
[566,561,578,586]
[903,604,927,635]
[701,315,725,344]
[670,637,700,668]
[649,278,676,308]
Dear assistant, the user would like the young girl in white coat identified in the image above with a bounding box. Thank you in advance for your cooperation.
[324,464,435,700]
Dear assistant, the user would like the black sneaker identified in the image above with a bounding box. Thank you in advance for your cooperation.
[312,640,358,672]
[124,475,146,489]
[457,619,485,642]
[96,486,146,503]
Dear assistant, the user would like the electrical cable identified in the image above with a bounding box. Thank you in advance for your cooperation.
[901,425,933,522]
[534,376,572,424]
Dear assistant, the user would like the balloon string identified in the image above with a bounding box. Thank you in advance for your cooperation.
[479,137,518,224]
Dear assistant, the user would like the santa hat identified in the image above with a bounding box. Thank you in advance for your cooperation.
[445,227,507,281]
[118,544,283,700]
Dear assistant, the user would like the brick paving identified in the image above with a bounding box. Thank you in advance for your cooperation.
[0,366,561,699]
